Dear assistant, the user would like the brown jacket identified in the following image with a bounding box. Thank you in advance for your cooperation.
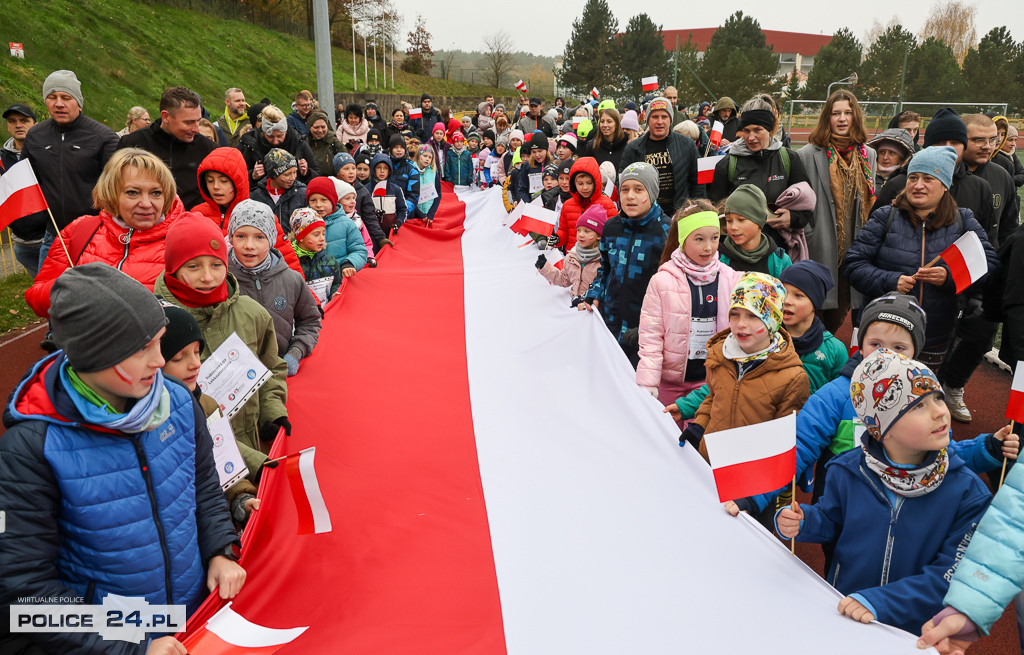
[695,328,810,460]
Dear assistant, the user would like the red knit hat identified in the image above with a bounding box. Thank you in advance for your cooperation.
[306,176,338,208]
[164,213,228,274]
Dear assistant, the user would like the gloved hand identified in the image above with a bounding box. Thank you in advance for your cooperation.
[570,296,585,308]
[391,223,400,236]
[378,238,394,248]
[535,254,547,270]
[680,423,705,449]
[274,416,291,436]
[546,234,559,248]
[260,417,292,442]
[283,349,302,376]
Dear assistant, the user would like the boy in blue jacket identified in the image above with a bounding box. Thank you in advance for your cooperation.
[776,349,1004,634]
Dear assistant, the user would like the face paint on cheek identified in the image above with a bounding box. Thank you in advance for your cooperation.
[755,327,766,334]
[114,364,133,383]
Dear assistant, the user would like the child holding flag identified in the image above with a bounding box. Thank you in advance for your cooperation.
[843,146,997,370]
[680,272,810,472]
[370,153,408,236]
[775,349,998,634]
[636,201,742,406]
[535,205,606,307]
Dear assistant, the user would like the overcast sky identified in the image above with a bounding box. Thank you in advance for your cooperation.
[394,0,1024,57]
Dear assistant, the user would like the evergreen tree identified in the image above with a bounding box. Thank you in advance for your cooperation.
[962,27,1022,112]
[559,0,618,95]
[904,37,963,102]
[697,12,779,103]
[859,24,917,101]
[671,36,705,104]
[803,29,862,100]
[614,14,671,100]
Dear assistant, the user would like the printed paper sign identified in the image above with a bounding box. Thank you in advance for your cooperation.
[9,43,24,58]
[419,183,438,204]
[207,412,249,490]
[307,277,333,304]
[528,173,543,194]
[197,332,272,418]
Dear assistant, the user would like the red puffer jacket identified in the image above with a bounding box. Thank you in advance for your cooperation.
[191,147,302,274]
[555,156,616,250]
[26,197,189,318]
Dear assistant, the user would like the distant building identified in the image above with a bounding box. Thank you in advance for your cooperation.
[660,28,833,77]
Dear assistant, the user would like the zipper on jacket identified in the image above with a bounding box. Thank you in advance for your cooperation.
[858,463,901,586]
[131,436,174,605]
[59,132,66,227]
[116,228,134,270]
[831,562,840,587]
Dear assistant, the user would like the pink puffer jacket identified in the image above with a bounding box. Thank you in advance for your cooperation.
[539,250,600,297]
[636,259,741,389]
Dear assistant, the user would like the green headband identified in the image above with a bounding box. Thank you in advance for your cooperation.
[677,211,721,243]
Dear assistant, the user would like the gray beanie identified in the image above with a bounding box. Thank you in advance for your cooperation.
[618,162,660,207]
[43,70,84,109]
[50,263,168,373]
[857,292,927,356]
[228,198,278,244]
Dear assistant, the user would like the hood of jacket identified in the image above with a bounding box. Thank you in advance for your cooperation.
[569,156,607,206]
[196,147,250,218]
[371,152,394,178]
[5,352,94,431]
[728,138,783,157]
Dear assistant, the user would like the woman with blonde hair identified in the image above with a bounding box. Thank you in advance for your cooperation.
[116,106,151,137]
[797,89,877,332]
[26,149,187,316]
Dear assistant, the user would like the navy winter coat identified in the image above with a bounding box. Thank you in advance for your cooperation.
[842,206,998,347]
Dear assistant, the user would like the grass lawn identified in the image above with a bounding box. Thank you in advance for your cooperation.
[0,273,40,335]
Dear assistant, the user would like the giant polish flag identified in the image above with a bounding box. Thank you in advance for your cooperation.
[181,184,936,654]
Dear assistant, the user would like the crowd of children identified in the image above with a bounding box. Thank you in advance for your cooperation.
[4,81,1024,654]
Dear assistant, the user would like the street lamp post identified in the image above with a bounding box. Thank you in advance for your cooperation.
[827,73,858,99]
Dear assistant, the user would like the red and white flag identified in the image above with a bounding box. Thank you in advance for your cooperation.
[697,155,724,185]
[641,76,659,92]
[939,231,988,293]
[0,159,48,232]
[849,327,860,356]
[515,79,528,93]
[590,87,600,100]
[284,447,332,535]
[703,413,796,503]
[572,116,584,128]
[408,107,423,120]
[1007,363,1024,423]
[510,203,557,237]
[182,603,308,654]
[372,181,387,197]
[543,248,564,270]
[708,121,724,150]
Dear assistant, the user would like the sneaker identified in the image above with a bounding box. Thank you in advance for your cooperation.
[942,385,972,423]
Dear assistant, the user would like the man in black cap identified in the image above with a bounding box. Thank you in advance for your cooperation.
[1,103,46,277]
[517,98,556,138]
[410,93,442,142]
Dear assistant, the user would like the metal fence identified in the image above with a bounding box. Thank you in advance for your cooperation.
[785,100,1011,147]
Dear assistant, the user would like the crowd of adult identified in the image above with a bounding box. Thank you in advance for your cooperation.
[1,67,1024,655]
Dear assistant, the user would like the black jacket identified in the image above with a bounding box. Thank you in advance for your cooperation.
[410,108,443,142]
[707,142,813,232]
[991,226,1024,366]
[969,160,1020,246]
[618,132,705,213]
[22,115,119,233]
[249,178,308,235]
[353,179,388,249]
[238,128,320,185]
[993,151,1024,188]
[119,120,217,210]
[578,135,629,177]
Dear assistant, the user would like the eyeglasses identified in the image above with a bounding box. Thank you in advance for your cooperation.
[968,137,999,147]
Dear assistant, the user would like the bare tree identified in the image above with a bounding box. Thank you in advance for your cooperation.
[863,16,902,50]
[919,0,977,64]
[483,31,516,89]
[437,49,457,80]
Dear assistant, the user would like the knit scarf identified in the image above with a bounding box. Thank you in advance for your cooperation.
[62,362,170,434]
[230,248,280,276]
[719,234,772,266]
[861,432,948,498]
[722,331,784,364]
[292,241,318,259]
[163,273,229,308]
[573,243,601,267]
[671,248,721,285]
[790,316,825,356]
[827,136,875,257]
